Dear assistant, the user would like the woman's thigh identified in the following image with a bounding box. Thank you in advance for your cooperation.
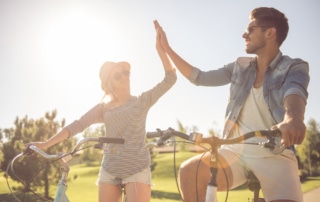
[99,183,122,202]
[122,167,152,202]
[125,182,151,202]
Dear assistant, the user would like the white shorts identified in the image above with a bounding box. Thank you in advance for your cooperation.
[96,167,152,186]
[219,148,303,202]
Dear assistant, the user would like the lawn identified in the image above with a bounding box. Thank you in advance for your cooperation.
[1,151,320,201]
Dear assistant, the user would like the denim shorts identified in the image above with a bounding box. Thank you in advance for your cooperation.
[96,167,152,186]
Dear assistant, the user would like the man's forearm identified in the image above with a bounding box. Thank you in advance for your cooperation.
[166,47,194,79]
[283,94,306,122]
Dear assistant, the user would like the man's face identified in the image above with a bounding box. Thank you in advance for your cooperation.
[242,20,267,54]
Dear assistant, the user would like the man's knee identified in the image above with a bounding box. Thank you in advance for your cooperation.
[179,157,197,178]
[179,152,233,190]
[178,154,211,202]
[180,155,211,184]
[179,154,210,180]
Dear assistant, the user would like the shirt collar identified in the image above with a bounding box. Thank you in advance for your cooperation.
[250,51,283,70]
[269,51,283,70]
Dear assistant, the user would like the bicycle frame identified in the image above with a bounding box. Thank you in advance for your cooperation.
[55,182,68,202]
[54,155,70,202]
[146,127,283,202]
[8,137,124,202]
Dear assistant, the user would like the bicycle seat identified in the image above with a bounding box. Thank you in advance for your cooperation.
[247,172,261,192]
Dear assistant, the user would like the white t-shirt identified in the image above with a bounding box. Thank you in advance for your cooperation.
[223,86,277,158]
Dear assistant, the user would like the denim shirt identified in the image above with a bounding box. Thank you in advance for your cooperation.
[189,52,309,138]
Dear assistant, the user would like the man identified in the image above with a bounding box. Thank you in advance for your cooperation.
[154,7,309,202]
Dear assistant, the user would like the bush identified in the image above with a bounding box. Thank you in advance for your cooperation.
[299,169,309,182]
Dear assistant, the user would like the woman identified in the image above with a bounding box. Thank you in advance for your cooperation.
[26,24,176,202]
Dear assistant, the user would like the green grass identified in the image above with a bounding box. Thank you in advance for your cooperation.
[1,151,320,201]
[300,176,320,192]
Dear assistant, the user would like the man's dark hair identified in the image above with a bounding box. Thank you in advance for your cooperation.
[250,7,289,46]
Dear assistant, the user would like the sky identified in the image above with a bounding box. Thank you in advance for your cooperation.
[0,0,319,137]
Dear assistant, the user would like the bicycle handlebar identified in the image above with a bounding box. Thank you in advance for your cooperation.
[146,127,285,154]
[24,137,125,160]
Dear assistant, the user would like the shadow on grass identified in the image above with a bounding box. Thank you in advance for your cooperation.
[1,191,181,202]
[0,193,52,202]
[151,190,181,200]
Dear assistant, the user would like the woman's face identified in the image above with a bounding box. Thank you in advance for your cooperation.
[110,66,131,93]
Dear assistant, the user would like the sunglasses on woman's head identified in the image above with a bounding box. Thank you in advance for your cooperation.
[112,69,130,81]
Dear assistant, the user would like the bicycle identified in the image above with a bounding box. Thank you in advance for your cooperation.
[6,137,125,202]
[146,127,284,202]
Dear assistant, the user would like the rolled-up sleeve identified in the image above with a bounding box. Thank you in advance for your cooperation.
[189,67,201,83]
[188,63,234,86]
[283,60,309,103]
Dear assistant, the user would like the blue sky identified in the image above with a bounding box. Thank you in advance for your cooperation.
[0,0,319,136]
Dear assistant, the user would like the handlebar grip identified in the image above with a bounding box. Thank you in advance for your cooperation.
[146,128,163,138]
[270,128,282,137]
[99,137,125,144]
[146,131,161,138]
[258,128,282,137]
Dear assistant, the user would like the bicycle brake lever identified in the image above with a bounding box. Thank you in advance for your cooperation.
[143,141,168,151]
[143,143,156,150]
[260,136,285,155]
[157,139,170,146]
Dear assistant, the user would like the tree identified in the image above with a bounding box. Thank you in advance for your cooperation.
[0,110,75,200]
[296,118,320,176]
